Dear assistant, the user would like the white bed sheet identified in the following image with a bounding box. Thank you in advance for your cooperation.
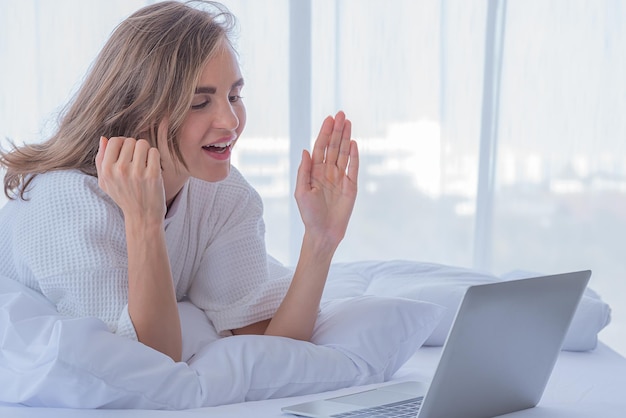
[2,342,625,418]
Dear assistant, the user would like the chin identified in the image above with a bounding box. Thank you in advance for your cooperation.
[196,166,231,183]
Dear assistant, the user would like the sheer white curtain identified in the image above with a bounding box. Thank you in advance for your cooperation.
[492,0,626,357]
[1,0,624,355]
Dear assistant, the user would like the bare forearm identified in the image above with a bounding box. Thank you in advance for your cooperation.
[126,219,182,362]
[264,232,337,341]
[236,112,358,339]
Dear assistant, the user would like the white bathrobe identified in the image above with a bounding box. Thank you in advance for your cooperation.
[0,167,292,339]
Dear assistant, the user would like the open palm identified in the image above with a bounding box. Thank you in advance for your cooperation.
[295,111,359,247]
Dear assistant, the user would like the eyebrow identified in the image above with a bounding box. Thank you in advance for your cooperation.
[194,78,245,94]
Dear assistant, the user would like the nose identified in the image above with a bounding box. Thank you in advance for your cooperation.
[213,98,240,131]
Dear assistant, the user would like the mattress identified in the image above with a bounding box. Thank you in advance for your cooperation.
[1,259,621,417]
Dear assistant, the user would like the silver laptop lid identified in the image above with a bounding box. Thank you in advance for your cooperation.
[417,270,591,418]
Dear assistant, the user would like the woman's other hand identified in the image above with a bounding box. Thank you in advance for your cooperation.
[95,136,166,222]
[263,111,358,341]
[95,135,181,362]
[295,111,359,249]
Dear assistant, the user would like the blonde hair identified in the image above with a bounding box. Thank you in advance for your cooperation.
[0,1,236,199]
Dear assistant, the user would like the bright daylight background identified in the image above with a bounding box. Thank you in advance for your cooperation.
[0,0,624,356]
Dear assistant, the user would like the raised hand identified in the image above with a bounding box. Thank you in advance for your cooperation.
[294,111,359,248]
[95,136,166,222]
[263,112,359,341]
[95,136,180,361]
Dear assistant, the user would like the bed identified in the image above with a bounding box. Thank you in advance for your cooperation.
[1,259,624,417]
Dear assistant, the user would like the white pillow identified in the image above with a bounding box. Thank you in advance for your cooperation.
[367,275,492,346]
[0,276,444,409]
[311,296,444,380]
[324,260,496,346]
[358,263,611,351]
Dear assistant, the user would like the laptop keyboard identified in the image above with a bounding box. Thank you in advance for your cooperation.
[330,396,423,417]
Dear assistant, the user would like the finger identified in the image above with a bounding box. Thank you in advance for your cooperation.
[336,119,352,172]
[346,140,359,183]
[95,136,108,174]
[146,146,162,176]
[101,136,126,168]
[118,137,137,163]
[132,139,151,168]
[295,149,312,197]
[324,111,346,165]
[311,115,334,165]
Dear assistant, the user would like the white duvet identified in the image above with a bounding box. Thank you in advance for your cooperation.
[0,260,611,410]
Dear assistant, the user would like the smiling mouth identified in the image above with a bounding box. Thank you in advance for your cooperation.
[202,140,234,154]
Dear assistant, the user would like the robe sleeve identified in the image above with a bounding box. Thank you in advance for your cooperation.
[186,172,292,335]
[10,171,137,340]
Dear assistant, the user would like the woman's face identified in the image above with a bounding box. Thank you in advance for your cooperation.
[160,39,246,201]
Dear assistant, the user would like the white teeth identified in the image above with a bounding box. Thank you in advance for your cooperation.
[205,140,233,148]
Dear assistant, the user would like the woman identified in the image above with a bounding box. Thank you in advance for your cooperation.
[0,1,358,363]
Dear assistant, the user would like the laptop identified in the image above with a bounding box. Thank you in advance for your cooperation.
[282,270,591,418]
